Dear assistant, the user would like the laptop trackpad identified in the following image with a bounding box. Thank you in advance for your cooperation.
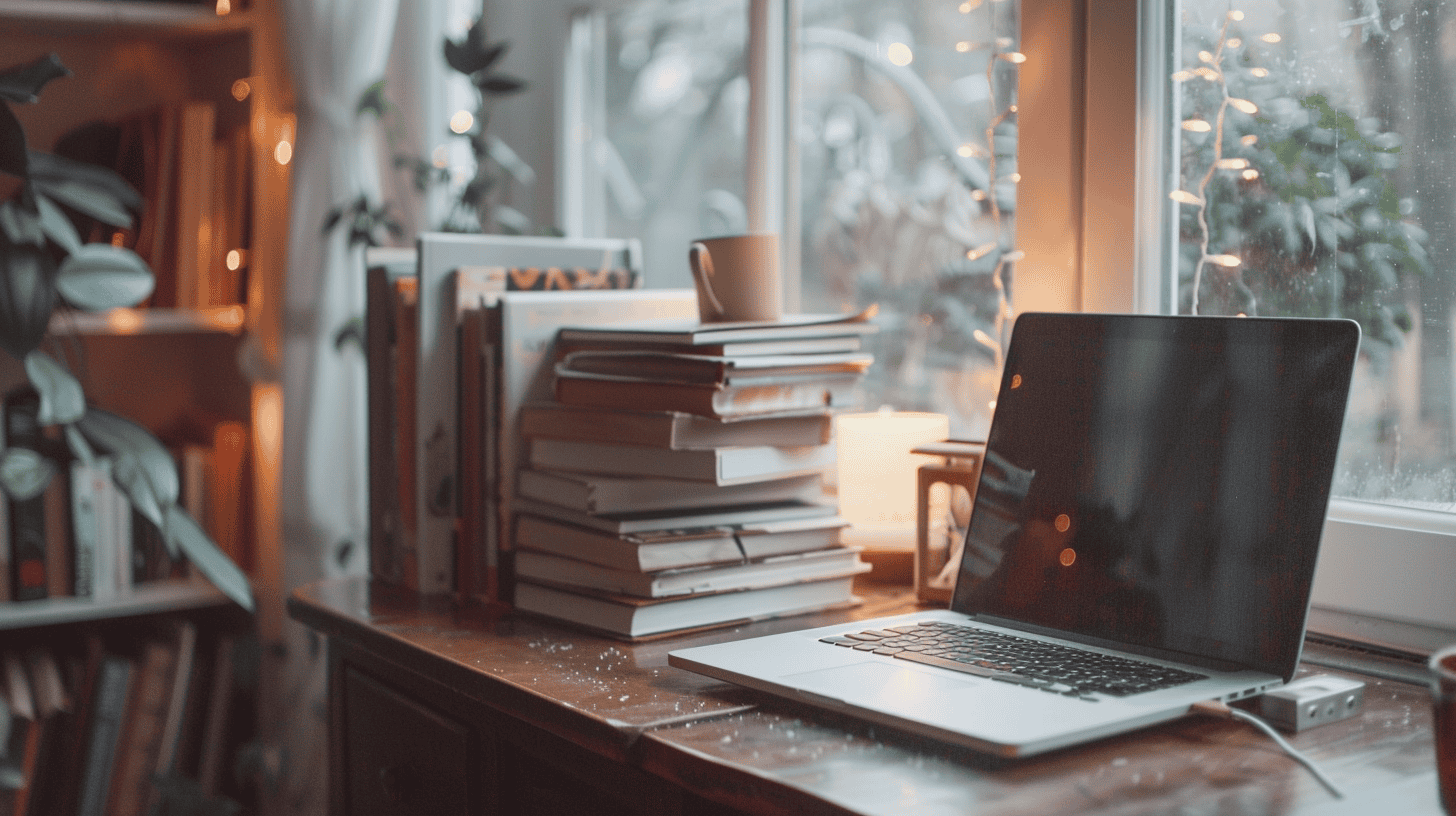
[785,661,978,704]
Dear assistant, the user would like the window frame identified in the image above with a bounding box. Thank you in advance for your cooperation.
[493,0,1456,645]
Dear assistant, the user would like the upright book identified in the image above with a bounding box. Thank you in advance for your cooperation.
[409,233,692,596]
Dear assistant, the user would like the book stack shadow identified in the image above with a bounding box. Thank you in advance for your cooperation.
[510,315,878,640]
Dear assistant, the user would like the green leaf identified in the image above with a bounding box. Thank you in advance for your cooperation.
[165,503,254,612]
[356,79,388,118]
[64,424,95,466]
[0,54,69,105]
[24,350,84,425]
[0,102,27,179]
[28,152,142,212]
[35,194,80,254]
[0,232,58,359]
[55,243,155,310]
[33,178,132,229]
[76,407,178,529]
[0,201,44,247]
[479,74,526,96]
[0,446,52,501]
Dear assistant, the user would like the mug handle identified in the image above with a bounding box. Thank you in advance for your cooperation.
[689,242,725,320]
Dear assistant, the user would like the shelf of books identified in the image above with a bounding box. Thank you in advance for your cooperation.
[366,233,883,641]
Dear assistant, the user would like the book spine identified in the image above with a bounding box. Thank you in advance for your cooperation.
[76,656,133,816]
[366,265,405,586]
[5,390,47,602]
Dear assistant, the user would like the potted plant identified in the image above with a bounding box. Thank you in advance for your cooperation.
[0,54,252,610]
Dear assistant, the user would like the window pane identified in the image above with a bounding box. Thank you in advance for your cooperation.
[599,0,749,291]
[1172,0,1456,509]
[799,0,1019,438]
[594,0,1019,438]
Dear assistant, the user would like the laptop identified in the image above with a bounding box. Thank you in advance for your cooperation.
[669,312,1360,758]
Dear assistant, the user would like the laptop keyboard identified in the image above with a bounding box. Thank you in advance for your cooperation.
[819,621,1206,701]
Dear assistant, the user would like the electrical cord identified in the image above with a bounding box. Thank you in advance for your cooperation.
[1191,699,1345,800]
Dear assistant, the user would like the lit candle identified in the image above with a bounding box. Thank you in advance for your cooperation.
[835,409,949,550]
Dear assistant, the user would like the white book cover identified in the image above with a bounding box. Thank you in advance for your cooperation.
[516,469,825,514]
[515,546,867,598]
[513,513,848,572]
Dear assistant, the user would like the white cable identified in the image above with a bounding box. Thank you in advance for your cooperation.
[1192,700,1345,799]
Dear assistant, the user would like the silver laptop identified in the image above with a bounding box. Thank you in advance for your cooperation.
[669,312,1361,758]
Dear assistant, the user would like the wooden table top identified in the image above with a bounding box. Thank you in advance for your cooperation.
[289,578,1444,815]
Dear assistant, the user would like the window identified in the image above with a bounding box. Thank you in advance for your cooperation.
[1145,0,1456,636]
[561,0,1020,439]
[487,0,1455,638]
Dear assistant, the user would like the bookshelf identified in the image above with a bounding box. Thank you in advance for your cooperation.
[0,0,290,609]
[0,4,289,811]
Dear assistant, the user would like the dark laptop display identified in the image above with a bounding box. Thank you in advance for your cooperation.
[954,314,1360,680]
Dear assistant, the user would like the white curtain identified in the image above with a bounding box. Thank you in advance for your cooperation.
[277,0,399,813]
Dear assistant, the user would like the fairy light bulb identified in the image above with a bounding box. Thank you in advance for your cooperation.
[1210,254,1242,267]
[1170,190,1204,205]
[1182,119,1213,132]
[1228,98,1258,114]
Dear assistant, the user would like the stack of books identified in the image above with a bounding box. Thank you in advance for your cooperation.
[510,313,878,639]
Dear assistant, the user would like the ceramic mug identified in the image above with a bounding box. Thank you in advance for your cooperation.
[1433,645,1456,813]
[688,233,782,323]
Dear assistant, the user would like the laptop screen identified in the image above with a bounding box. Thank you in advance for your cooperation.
[951,313,1360,680]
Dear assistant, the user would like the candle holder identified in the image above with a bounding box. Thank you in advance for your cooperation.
[914,440,985,604]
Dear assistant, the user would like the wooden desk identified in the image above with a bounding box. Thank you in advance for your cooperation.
[288,578,1443,815]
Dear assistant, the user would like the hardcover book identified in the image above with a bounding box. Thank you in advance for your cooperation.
[514,546,867,598]
[513,513,848,572]
[513,574,860,640]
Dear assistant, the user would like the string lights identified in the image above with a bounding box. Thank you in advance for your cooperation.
[1170,9,1264,314]
[964,0,1023,378]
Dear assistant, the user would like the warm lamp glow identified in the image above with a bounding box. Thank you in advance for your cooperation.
[1170,190,1204,205]
[1182,119,1212,132]
[1229,10,1245,21]
[1261,32,1282,43]
[956,41,972,53]
[1210,254,1242,267]
[959,0,980,12]
[449,110,474,134]
[1242,168,1260,180]
[998,51,1027,64]
[215,0,230,15]
[1215,158,1250,169]
[1228,98,1258,114]
[1241,134,1259,146]
[1250,67,1270,78]
[274,140,292,165]
[231,80,251,101]
[836,410,950,549]
[226,249,244,271]
[1227,37,1242,48]
[887,43,914,67]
